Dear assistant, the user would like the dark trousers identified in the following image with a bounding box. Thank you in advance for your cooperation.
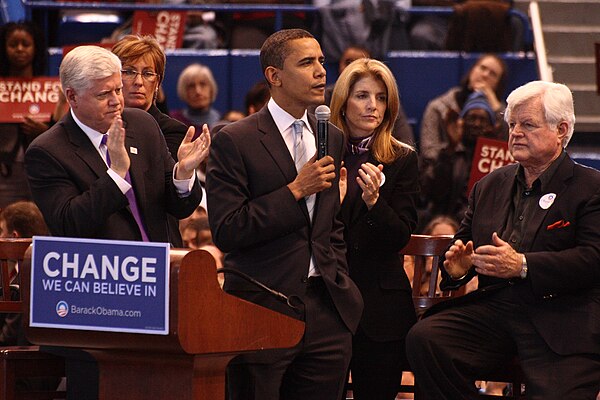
[227,277,352,400]
[406,287,600,400]
[349,329,406,400]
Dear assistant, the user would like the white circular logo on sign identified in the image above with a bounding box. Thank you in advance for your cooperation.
[28,104,40,115]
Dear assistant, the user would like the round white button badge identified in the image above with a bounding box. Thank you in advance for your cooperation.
[539,193,556,210]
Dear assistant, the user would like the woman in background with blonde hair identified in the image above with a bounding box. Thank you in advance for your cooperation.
[331,58,419,400]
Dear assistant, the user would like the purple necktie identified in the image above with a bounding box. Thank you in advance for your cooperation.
[101,135,149,241]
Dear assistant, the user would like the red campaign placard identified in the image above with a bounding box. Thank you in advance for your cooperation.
[132,10,187,50]
[467,137,516,194]
[0,77,61,123]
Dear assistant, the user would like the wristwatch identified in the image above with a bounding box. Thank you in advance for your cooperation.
[520,254,528,279]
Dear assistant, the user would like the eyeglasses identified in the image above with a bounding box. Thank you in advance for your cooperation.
[121,69,159,83]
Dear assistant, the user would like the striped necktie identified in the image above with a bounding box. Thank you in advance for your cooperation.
[292,120,308,172]
[292,120,318,276]
[291,120,315,220]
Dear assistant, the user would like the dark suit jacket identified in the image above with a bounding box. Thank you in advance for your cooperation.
[25,108,202,243]
[147,103,189,248]
[439,153,600,355]
[340,148,419,342]
[147,104,187,162]
[206,106,364,332]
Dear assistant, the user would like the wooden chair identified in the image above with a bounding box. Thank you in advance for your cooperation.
[394,234,463,398]
[402,234,464,317]
[0,238,66,400]
[402,234,525,400]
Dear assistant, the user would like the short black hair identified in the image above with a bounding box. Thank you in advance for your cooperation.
[259,29,314,76]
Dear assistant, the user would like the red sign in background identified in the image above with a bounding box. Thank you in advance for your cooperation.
[132,10,187,50]
[467,137,516,193]
[0,77,61,123]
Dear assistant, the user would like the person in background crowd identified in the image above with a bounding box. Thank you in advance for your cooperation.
[423,214,459,237]
[245,80,270,115]
[0,200,48,239]
[170,63,221,130]
[0,200,48,346]
[418,53,508,230]
[407,80,600,399]
[420,90,507,228]
[331,58,418,400]
[206,28,363,400]
[217,109,246,125]
[0,21,48,208]
[180,215,212,249]
[324,44,371,106]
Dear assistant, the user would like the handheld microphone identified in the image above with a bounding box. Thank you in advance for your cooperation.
[315,105,330,159]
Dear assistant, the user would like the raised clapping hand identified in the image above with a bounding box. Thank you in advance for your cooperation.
[106,115,130,179]
[287,155,336,201]
[444,232,523,280]
[176,124,211,180]
[357,162,383,209]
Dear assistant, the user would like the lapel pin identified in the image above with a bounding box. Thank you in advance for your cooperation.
[130,147,138,155]
[539,193,556,210]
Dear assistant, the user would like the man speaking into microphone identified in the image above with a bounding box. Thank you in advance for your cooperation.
[206,29,363,400]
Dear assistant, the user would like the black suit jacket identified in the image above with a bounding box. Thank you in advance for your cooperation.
[25,108,202,243]
[439,153,600,355]
[147,104,189,248]
[340,149,419,342]
[206,106,364,332]
[147,104,187,161]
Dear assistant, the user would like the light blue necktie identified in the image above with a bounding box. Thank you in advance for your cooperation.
[292,120,308,172]
[291,120,315,220]
[291,120,318,276]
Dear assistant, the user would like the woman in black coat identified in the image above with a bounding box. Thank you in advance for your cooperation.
[112,35,200,248]
[331,58,419,400]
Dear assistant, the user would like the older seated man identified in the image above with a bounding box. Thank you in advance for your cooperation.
[407,80,600,399]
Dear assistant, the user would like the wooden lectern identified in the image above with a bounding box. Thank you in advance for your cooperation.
[22,249,304,400]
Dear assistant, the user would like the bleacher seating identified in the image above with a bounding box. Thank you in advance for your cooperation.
[35,1,537,143]
[56,10,124,46]
[48,48,537,143]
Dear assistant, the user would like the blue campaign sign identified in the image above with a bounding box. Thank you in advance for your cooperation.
[29,236,170,335]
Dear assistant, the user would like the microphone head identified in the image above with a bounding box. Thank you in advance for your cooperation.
[315,105,331,121]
